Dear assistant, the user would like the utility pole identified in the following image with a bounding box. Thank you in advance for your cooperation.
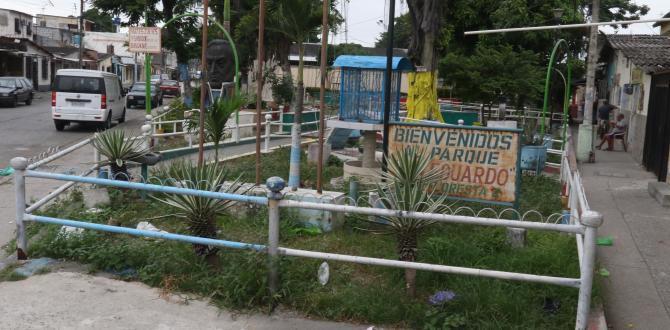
[78,0,84,68]
[577,0,599,162]
[197,0,210,166]
[316,0,329,193]
[255,0,265,185]
[382,0,395,170]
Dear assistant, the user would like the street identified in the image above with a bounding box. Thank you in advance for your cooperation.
[0,92,157,168]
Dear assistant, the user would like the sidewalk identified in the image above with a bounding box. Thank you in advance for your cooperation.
[580,149,670,328]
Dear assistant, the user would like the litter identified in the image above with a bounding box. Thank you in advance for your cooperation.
[599,268,610,277]
[597,236,614,246]
[58,226,84,238]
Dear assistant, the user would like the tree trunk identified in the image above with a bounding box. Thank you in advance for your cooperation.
[110,163,129,181]
[397,232,418,297]
[190,216,220,267]
[288,42,305,190]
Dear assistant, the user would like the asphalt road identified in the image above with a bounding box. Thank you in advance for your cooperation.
[0,92,159,168]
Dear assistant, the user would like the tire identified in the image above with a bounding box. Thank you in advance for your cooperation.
[102,112,112,130]
[25,95,32,105]
[54,120,65,131]
[118,108,126,123]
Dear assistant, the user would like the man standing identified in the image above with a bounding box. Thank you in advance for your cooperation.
[597,100,618,138]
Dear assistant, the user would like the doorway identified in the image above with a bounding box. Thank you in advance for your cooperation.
[642,73,670,182]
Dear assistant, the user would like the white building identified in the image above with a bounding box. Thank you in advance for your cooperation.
[0,8,53,91]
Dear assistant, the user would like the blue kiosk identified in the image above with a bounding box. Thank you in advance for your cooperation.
[327,55,414,180]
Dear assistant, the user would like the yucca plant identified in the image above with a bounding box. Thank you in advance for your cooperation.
[369,146,449,297]
[91,130,149,181]
[153,160,249,265]
[188,93,248,162]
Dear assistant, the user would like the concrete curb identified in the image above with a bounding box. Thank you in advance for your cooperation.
[589,303,607,330]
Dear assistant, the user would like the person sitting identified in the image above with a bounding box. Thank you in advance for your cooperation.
[596,114,627,151]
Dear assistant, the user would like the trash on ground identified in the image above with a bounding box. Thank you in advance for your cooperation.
[597,236,614,246]
[599,268,610,277]
[58,226,85,238]
[14,257,55,277]
[0,166,14,176]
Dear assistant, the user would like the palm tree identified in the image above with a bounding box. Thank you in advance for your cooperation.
[268,0,323,190]
[368,146,448,297]
[187,93,248,162]
[153,160,249,265]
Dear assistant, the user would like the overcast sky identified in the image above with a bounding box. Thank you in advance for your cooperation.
[5,0,670,46]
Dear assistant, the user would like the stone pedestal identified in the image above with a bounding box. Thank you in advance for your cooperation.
[362,131,377,168]
[307,143,332,165]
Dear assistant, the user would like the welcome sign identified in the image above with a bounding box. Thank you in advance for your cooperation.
[388,122,522,205]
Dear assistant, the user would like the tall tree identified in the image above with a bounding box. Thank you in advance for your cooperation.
[406,0,443,70]
[83,8,116,32]
[267,0,336,190]
[375,13,411,49]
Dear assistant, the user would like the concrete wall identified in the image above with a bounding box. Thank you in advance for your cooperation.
[607,50,652,163]
[24,43,52,91]
[0,9,33,39]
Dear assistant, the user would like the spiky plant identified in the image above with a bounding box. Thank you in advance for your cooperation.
[153,160,249,265]
[91,130,149,181]
[370,146,449,297]
[188,93,248,162]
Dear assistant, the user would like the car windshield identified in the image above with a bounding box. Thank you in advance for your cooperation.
[151,75,161,80]
[163,81,178,86]
[131,84,156,92]
[0,78,17,88]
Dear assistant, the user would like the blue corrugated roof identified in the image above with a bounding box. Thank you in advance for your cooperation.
[333,55,414,71]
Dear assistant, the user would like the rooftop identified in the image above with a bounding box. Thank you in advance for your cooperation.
[604,34,670,73]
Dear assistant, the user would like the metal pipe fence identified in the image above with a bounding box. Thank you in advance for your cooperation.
[10,138,600,329]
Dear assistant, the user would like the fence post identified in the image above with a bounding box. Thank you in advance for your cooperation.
[575,210,603,330]
[264,114,272,152]
[93,133,101,177]
[145,114,154,147]
[11,157,28,260]
[140,124,152,186]
[266,176,285,299]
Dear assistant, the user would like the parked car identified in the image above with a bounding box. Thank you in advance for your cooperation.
[160,80,181,97]
[51,69,126,131]
[126,82,163,109]
[0,76,34,107]
[150,74,162,85]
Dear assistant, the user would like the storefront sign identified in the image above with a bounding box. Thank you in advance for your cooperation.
[128,27,161,54]
[389,122,521,205]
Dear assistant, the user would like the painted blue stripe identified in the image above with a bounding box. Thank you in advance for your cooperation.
[26,215,266,251]
[25,170,268,206]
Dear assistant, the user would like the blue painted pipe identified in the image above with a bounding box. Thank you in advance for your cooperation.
[25,214,267,251]
[25,170,268,206]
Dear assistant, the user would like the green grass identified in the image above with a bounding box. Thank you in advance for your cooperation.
[23,172,587,329]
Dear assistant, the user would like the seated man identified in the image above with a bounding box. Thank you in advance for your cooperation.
[596,114,627,151]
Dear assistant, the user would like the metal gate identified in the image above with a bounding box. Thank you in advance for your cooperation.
[643,73,670,182]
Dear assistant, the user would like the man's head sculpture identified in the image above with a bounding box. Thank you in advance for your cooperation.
[206,39,234,89]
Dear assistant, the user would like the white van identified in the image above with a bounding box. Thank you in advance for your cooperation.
[51,69,126,131]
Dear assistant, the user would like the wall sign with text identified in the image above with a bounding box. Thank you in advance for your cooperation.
[389,122,522,205]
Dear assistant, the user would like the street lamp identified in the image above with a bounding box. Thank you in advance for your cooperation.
[552,8,564,23]
[552,8,564,45]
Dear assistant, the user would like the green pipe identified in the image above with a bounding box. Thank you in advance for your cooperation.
[541,39,569,136]
[563,61,572,146]
[162,13,241,122]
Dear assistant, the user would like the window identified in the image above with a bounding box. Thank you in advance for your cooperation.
[54,76,105,94]
[41,58,48,80]
[27,23,32,35]
[14,18,20,33]
[0,14,8,26]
